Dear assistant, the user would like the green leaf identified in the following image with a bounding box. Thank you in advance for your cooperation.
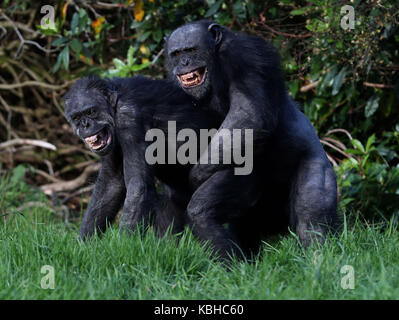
[130,62,151,72]
[71,12,79,35]
[233,0,246,20]
[290,7,308,16]
[51,37,69,47]
[113,58,126,70]
[138,31,152,42]
[340,198,354,207]
[130,20,143,30]
[247,1,255,17]
[152,29,163,43]
[127,46,136,66]
[205,0,223,18]
[289,80,299,98]
[365,95,380,118]
[81,43,92,58]
[351,139,365,153]
[365,134,376,152]
[361,154,370,168]
[320,66,337,91]
[78,8,89,33]
[70,38,82,56]
[348,157,359,166]
[61,46,70,70]
[36,23,58,35]
[332,67,347,95]
[268,7,276,17]
[53,51,63,72]
[345,148,364,155]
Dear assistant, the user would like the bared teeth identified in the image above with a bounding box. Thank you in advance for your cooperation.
[85,133,104,149]
[85,134,98,144]
[91,141,105,150]
[178,68,206,88]
[181,72,195,81]
[84,129,110,151]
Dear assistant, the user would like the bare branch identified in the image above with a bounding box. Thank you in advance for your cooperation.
[322,137,347,151]
[363,82,394,89]
[62,185,94,204]
[151,48,164,65]
[325,153,338,167]
[41,163,100,194]
[95,1,132,9]
[325,129,353,141]
[0,80,71,90]
[1,13,57,58]
[0,139,57,151]
[34,169,61,183]
[258,13,312,39]
[0,24,6,41]
[320,139,353,159]
[300,80,320,92]
[16,201,54,213]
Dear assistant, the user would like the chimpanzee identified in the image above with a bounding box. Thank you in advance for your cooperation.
[165,20,338,257]
[63,76,219,241]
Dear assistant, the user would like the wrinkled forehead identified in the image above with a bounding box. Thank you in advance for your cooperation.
[167,24,206,54]
[64,89,104,113]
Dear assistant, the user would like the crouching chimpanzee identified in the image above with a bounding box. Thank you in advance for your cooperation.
[165,21,338,256]
[63,76,219,241]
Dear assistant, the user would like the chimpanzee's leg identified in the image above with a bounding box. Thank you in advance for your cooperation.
[80,152,126,240]
[186,169,260,260]
[154,184,189,236]
[289,158,338,247]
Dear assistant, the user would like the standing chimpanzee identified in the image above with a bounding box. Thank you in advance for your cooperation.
[63,76,219,241]
[165,20,338,257]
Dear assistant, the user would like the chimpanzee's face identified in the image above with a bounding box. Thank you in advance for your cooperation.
[165,24,216,100]
[64,86,116,156]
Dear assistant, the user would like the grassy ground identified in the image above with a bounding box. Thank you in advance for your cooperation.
[1,167,398,299]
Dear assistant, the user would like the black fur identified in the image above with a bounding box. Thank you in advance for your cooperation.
[63,76,218,239]
[165,21,339,258]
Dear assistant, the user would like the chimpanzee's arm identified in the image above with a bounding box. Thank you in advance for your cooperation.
[117,127,159,233]
[80,150,126,240]
[190,83,276,188]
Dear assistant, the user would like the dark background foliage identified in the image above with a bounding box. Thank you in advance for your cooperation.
[0,0,398,222]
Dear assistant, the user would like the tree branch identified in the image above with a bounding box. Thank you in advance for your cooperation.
[0,139,57,151]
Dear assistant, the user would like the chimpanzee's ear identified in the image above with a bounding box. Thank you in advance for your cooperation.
[208,23,224,47]
[107,89,119,109]
[163,35,169,53]
[101,79,119,109]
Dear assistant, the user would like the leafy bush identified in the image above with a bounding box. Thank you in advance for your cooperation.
[1,0,398,221]
[0,165,51,220]
[336,134,399,219]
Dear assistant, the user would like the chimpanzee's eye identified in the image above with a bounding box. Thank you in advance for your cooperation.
[172,51,181,57]
[73,114,81,122]
[87,108,96,116]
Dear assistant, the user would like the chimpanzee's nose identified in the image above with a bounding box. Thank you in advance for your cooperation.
[81,118,90,128]
[181,57,190,66]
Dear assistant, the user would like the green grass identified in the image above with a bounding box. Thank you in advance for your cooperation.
[1,209,398,299]
[1,166,398,299]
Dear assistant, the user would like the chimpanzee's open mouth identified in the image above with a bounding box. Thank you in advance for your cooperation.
[84,127,111,151]
[177,67,207,88]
